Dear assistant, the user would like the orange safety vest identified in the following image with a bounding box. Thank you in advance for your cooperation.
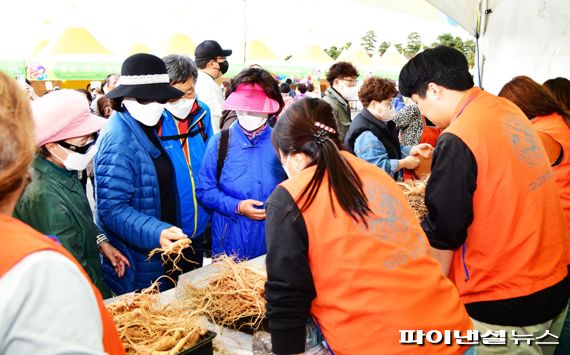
[280,152,472,355]
[444,88,569,304]
[0,214,125,355]
[532,113,570,230]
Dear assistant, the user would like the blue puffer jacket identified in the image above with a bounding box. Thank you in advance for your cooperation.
[94,110,173,295]
[159,101,213,239]
[196,122,286,259]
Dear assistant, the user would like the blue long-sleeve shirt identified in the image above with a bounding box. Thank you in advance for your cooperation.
[354,131,411,180]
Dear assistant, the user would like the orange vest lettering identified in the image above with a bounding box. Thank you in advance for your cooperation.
[280,152,472,355]
[444,88,569,304]
[0,215,125,355]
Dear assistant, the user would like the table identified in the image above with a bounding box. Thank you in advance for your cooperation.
[105,255,267,354]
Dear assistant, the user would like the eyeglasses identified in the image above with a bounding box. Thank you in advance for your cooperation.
[57,133,98,154]
[136,98,168,105]
[340,78,357,86]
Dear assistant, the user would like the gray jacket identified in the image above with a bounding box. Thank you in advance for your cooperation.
[323,87,351,142]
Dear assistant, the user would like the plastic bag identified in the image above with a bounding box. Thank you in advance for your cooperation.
[252,319,331,355]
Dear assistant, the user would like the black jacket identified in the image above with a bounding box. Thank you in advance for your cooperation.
[344,108,401,160]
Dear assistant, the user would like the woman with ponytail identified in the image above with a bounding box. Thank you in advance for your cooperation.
[264,98,473,355]
[499,76,570,228]
[499,76,570,355]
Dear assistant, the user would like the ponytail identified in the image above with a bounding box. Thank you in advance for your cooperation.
[272,98,371,224]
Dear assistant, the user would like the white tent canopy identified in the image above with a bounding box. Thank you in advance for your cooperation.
[427,0,570,93]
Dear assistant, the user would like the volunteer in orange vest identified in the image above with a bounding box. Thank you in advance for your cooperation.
[265,98,473,355]
[499,76,570,229]
[499,76,570,355]
[0,72,124,355]
[398,46,570,354]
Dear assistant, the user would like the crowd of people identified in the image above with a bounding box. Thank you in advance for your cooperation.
[1,40,570,355]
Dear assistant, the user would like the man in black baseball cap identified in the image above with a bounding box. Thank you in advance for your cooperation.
[194,40,232,132]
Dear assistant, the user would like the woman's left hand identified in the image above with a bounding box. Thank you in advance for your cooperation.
[410,143,434,158]
[99,242,131,277]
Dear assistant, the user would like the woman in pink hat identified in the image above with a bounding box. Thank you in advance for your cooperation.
[14,89,129,299]
[197,67,287,260]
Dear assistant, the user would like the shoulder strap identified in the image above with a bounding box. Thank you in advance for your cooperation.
[216,128,230,183]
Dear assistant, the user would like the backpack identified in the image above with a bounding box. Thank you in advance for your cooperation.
[216,128,230,183]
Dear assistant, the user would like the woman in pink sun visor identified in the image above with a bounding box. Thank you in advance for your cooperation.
[197,66,287,260]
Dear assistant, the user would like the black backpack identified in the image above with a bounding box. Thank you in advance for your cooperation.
[216,128,230,183]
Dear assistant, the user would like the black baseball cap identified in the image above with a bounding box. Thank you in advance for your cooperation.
[194,40,232,61]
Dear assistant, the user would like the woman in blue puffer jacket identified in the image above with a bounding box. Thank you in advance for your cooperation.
[197,67,286,260]
[94,53,187,295]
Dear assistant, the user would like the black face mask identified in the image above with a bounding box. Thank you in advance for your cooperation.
[218,60,229,75]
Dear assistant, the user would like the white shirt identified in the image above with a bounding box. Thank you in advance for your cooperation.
[0,251,105,355]
[195,70,224,133]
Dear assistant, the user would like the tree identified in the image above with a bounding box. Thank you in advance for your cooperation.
[378,41,390,56]
[360,30,377,54]
[403,32,422,59]
[324,46,341,60]
[394,43,403,54]
[463,39,476,69]
[431,33,463,50]
[431,33,476,68]
[324,42,351,61]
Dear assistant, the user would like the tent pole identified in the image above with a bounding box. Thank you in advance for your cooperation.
[476,33,482,89]
[243,0,247,65]
[477,0,491,89]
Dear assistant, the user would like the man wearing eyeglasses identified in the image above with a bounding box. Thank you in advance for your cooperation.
[323,61,359,141]
[194,40,232,133]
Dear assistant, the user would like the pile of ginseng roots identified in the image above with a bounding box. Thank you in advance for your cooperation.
[398,175,429,221]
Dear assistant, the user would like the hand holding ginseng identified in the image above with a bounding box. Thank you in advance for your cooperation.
[239,199,266,220]
[409,143,434,158]
[150,227,195,271]
[159,226,187,248]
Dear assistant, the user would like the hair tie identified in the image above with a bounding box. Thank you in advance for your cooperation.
[313,122,336,145]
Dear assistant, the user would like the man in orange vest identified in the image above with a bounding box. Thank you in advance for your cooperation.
[0,72,124,355]
[398,46,570,354]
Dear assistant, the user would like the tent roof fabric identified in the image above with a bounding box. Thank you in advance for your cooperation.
[129,44,152,55]
[31,39,50,57]
[357,0,445,22]
[246,40,278,62]
[49,27,112,55]
[165,33,196,56]
[290,45,333,63]
[337,45,374,66]
[377,45,408,69]
[426,0,480,35]
[425,0,570,93]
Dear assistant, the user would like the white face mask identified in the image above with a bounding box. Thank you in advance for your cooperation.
[236,111,268,131]
[165,98,195,119]
[122,97,166,126]
[52,145,98,171]
[340,84,358,101]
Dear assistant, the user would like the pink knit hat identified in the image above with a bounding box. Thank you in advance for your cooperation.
[33,90,108,146]
[222,83,280,114]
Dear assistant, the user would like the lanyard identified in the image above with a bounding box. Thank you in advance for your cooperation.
[451,92,479,124]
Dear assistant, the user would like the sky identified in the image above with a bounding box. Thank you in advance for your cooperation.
[1,0,470,61]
